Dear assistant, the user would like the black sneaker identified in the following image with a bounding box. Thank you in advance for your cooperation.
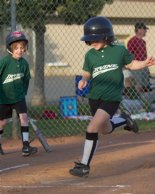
[22,141,38,156]
[121,110,139,133]
[69,161,90,177]
[0,144,4,155]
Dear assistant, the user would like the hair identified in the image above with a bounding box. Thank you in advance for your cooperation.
[135,28,139,33]
[10,41,27,52]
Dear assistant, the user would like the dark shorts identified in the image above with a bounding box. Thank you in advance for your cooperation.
[89,98,120,118]
[0,99,27,120]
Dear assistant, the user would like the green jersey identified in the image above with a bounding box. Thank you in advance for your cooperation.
[0,55,31,104]
[83,44,134,102]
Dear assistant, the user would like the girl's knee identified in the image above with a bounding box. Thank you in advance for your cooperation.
[19,114,28,125]
[87,124,98,133]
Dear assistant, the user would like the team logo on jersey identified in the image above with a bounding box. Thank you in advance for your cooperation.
[92,64,118,78]
[3,73,24,84]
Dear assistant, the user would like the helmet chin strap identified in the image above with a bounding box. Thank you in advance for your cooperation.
[6,49,13,55]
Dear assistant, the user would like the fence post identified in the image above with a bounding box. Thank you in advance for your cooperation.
[11,0,19,139]
[11,0,16,31]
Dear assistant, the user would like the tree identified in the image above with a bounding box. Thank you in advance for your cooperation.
[59,0,113,24]
[0,1,10,26]
[0,0,113,106]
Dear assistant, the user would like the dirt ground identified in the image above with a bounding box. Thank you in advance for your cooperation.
[0,130,155,194]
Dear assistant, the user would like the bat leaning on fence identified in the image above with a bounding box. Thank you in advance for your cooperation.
[29,119,52,152]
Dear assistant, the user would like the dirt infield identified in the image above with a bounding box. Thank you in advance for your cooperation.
[0,130,155,194]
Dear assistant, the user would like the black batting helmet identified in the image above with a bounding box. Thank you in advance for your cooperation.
[6,31,28,52]
[81,16,114,42]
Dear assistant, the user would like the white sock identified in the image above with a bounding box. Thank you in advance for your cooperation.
[22,132,29,142]
[111,116,126,124]
[81,139,98,166]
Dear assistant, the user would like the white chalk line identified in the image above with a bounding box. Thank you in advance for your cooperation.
[0,163,30,173]
[0,168,130,191]
[0,183,130,189]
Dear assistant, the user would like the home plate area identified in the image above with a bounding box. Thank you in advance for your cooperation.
[1,131,155,194]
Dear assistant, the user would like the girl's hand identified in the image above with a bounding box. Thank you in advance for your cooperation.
[78,79,88,90]
[146,56,155,67]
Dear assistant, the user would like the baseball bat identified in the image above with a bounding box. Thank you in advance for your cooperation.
[29,119,52,152]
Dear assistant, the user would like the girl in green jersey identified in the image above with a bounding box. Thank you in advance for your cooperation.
[0,31,37,156]
[69,16,155,177]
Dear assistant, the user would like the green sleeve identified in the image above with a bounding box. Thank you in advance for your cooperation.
[123,47,134,66]
[83,52,92,73]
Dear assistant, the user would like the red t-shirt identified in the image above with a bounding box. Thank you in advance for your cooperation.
[127,36,147,60]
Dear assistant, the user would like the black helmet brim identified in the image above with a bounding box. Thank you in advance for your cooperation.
[8,39,28,46]
[81,34,106,41]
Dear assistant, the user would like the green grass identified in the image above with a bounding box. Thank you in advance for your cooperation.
[3,103,90,138]
[136,120,155,132]
[3,104,155,139]
[3,118,155,139]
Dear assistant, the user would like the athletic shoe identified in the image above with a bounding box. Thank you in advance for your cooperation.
[69,161,90,177]
[0,144,4,155]
[121,110,139,133]
[22,141,38,156]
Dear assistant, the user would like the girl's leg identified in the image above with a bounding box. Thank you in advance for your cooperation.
[13,99,37,156]
[19,113,38,156]
[70,109,110,177]
[19,113,29,142]
[0,120,7,155]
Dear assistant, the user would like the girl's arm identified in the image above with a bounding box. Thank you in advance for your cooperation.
[125,56,155,70]
[78,71,91,90]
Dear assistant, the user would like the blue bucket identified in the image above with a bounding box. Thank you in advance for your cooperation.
[59,96,78,117]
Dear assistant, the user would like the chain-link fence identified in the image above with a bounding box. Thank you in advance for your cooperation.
[0,0,155,138]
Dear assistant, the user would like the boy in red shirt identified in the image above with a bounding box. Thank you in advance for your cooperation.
[127,22,151,92]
